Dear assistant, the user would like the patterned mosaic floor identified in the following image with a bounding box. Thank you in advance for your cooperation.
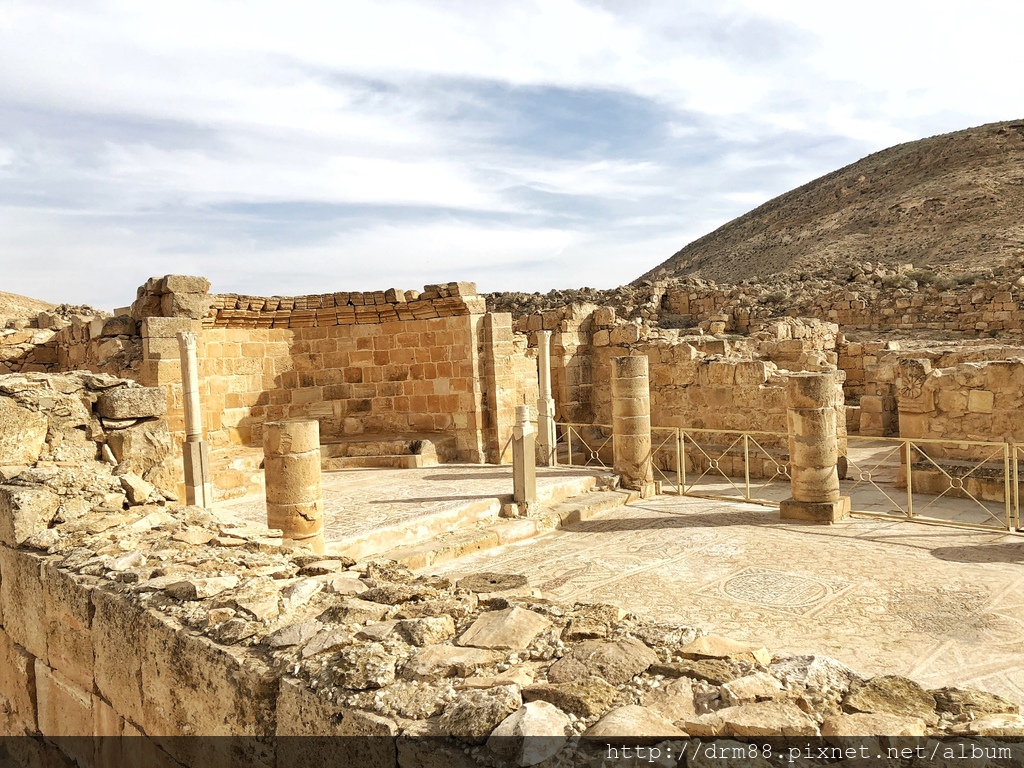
[433,494,1024,705]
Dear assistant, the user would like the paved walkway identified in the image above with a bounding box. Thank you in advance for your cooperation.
[214,464,605,544]
[432,493,1024,706]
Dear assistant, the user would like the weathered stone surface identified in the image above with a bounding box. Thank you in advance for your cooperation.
[548,637,658,685]
[301,628,354,659]
[680,634,771,666]
[119,472,154,505]
[457,606,551,650]
[399,615,456,646]
[685,700,819,738]
[769,654,859,697]
[264,620,321,648]
[334,643,397,690]
[439,684,522,744]
[931,686,1019,717]
[584,705,686,745]
[487,701,570,766]
[843,675,937,722]
[0,484,60,545]
[96,387,167,419]
[356,620,399,642]
[164,576,239,601]
[403,645,501,681]
[821,712,927,737]
[457,572,529,593]
[106,419,172,476]
[0,628,37,735]
[650,658,740,685]
[641,677,697,722]
[523,676,617,719]
[721,672,784,706]
[318,598,390,625]
[950,713,1024,736]
[0,399,46,465]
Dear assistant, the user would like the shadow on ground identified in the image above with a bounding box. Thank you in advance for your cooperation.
[930,542,1024,564]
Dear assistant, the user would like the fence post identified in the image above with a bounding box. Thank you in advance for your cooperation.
[780,372,851,524]
[611,356,656,496]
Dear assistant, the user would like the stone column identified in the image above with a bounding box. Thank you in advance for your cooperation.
[611,356,656,495]
[780,372,851,523]
[263,419,325,553]
[510,405,537,516]
[536,330,557,466]
[177,331,211,508]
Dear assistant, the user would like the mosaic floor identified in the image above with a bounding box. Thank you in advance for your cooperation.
[433,494,1024,705]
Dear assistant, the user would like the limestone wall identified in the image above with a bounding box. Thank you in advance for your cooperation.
[663,277,1024,337]
[2,502,1019,762]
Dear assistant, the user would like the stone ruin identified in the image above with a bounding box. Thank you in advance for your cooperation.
[2,274,1024,765]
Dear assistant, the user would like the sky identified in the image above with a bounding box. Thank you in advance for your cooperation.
[1,1,1022,309]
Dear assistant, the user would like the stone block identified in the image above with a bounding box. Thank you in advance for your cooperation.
[0,627,38,735]
[141,610,276,744]
[35,660,93,739]
[780,496,851,524]
[0,399,47,465]
[968,389,994,414]
[44,564,95,691]
[160,275,211,295]
[139,317,195,339]
[0,485,60,546]
[96,387,168,419]
[0,546,47,660]
[276,677,397,767]
[99,315,137,337]
[92,590,145,725]
[161,291,214,319]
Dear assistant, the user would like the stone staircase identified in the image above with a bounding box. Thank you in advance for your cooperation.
[340,479,641,571]
[320,434,456,470]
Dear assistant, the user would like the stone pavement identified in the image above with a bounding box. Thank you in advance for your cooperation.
[432,493,1024,706]
[214,464,607,555]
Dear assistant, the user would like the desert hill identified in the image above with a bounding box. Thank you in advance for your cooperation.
[0,291,55,321]
[636,120,1024,285]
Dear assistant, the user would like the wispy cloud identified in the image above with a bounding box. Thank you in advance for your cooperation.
[0,0,1020,307]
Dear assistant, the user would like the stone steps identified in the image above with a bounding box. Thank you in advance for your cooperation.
[360,486,637,571]
[319,434,454,470]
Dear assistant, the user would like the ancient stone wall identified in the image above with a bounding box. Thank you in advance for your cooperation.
[3,504,1019,761]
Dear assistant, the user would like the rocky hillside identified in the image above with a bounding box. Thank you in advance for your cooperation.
[0,291,53,321]
[636,120,1024,284]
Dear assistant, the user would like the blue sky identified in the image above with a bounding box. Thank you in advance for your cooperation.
[1,0,1021,308]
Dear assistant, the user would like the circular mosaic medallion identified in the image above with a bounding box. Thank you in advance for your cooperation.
[723,570,828,608]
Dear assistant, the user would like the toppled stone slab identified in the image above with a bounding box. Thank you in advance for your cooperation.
[0,485,59,545]
[931,686,1019,717]
[96,387,167,420]
[548,638,658,685]
[399,616,455,647]
[641,677,698,722]
[439,684,522,744]
[843,675,937,723]
[165,576,239,601]
[457,572,529,593]
[949,713,1024,737]
[685,700,819,737]
[457,606,551,650]
[487,701,570,767]
[650,658,741,685]
[403,645,502,681]
[721,672,785,706]
[680,634,771,666]
[821,712,927,737]
[584,705,686,745]
[0,399,46,465]
[523,676,617,719]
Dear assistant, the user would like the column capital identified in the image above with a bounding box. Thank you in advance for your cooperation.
[176,330,198,351]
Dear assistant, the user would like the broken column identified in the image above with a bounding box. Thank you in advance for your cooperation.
[177,331,211,508]
[611,355,655,495]
[536,330,557,466]
[263,419,325,553]
[780,372,851,523]
[511,405,537,516]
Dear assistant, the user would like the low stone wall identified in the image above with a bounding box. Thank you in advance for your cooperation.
[2,503,1021,765]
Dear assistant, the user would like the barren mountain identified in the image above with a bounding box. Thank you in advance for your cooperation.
[0,291,54,321]
[636,120,1024,285]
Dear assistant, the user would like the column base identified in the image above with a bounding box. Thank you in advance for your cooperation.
[780,496,851,524]
[621,481,660,499]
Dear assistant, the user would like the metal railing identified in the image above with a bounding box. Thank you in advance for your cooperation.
[840,435,1017,532]
[554,422,613,469]
[551,422,1021,533]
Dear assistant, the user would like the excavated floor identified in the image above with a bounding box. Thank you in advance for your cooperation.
[433,493,1024,707]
